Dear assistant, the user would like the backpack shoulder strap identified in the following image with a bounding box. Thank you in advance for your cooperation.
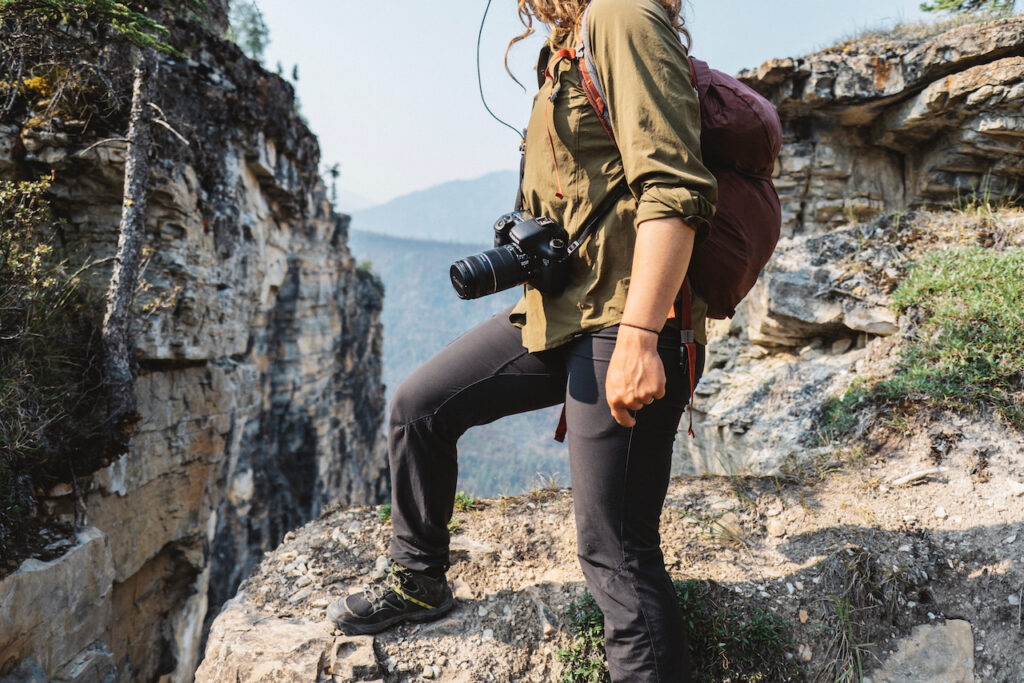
[578,7,699,142]
[577,5,615,143]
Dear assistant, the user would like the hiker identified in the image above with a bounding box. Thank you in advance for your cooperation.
[328,0,717,679]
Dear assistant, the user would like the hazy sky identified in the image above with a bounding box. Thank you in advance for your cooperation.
[257,0,944,207]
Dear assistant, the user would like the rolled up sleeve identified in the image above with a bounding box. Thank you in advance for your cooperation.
[586,0,717,237]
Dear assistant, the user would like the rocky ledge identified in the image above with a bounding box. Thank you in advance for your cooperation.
[196,412,1024,682]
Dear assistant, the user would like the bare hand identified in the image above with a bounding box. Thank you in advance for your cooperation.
[605,325,666,427]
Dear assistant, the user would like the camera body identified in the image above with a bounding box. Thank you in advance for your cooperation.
[450,211,570,300]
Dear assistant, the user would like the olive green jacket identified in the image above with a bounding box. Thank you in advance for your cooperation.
[510,0,717,352]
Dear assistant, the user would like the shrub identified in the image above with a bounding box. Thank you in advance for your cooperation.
[920,0,1015,14]
[0,179,109,556]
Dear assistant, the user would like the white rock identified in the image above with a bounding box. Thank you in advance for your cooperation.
[196,596,335,681]
[449,535,495,554]
[933,507,948,520]
[844,306,899,335]
[451,578,474,600]
[46,482,73,497]
[371,555,389,580]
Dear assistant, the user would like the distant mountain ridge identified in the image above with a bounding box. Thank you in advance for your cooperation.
[349,170,519,243]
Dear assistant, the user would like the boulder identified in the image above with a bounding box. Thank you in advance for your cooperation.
[0,528,113,678]
[194,597,339,683]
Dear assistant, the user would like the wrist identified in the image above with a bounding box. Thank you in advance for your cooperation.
[619,321,661,335]
[617,322,660,349]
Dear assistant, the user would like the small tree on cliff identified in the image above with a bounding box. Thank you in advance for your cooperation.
[0,1,202,435]
[920,0,1017,12]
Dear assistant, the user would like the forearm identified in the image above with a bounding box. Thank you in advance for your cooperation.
[605,216,696,427]
[620,216,696,331]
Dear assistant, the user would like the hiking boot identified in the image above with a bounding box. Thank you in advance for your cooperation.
[327,563,454,635]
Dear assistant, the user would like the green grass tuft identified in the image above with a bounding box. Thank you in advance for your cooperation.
[881,246,1024,426]
[818,246,1024,439]
[557,580,803,682]
[453,490,477,512]
[378,503,392,523]
[817,380,870,444]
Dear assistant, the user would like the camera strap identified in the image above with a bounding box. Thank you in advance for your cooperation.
[564,178,630,256]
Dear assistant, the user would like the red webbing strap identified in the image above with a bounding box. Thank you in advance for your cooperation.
[545,48,577,81]
[577,56,617,145]
[554,404,568,442]
[678,281,698,438]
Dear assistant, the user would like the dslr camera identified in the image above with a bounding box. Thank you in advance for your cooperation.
[450,211,570,300]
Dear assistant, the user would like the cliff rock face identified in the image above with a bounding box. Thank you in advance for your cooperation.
[746,17,1024,237]
[0,17,387,683]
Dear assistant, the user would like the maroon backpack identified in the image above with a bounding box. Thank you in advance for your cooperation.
[578,12,783,320]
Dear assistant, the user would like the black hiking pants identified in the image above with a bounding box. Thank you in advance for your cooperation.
[388,307,703,682]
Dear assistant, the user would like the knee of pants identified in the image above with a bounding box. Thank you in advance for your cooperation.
[576,526,665,576]
[389,373,442,430]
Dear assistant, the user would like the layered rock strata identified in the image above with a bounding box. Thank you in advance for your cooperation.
[743,17,1024,237]
[0,14,387,683]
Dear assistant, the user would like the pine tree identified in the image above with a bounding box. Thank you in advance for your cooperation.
[102,52,155,432]
[226,0,268,63]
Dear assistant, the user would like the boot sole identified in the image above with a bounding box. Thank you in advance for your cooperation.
[332,593,455,636]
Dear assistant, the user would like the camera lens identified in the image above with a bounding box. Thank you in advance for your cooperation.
[450,245,529,300]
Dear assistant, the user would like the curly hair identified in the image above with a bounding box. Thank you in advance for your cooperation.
[506,0,690,77]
